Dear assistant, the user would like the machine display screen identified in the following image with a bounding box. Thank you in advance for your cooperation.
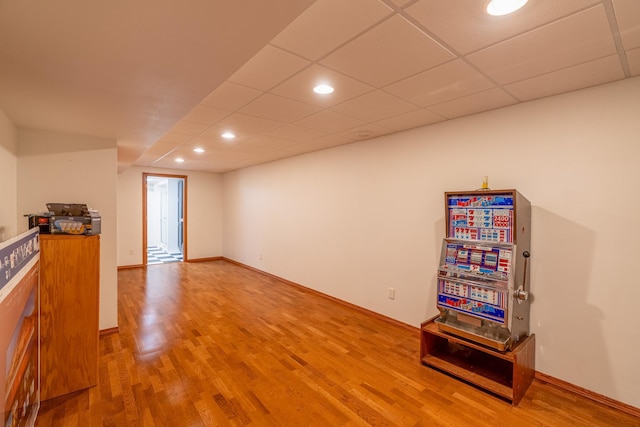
[447,194,514,243]
[443,241,512,279]
[438,279,506,323]
[438,238,513,323]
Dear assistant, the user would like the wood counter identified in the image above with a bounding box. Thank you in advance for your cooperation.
[39,234,100,401]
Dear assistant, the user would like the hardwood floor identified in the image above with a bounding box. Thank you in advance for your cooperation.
[36,260,639,426]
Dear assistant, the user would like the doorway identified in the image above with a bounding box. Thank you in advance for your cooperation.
[143,173,187,265]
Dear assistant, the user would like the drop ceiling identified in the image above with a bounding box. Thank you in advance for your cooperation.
[1,0,638,173]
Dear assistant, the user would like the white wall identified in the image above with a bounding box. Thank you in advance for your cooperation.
[16,128,118,330]
[222,77,640,408]
[0,110,18,242]
[117,166,223,266]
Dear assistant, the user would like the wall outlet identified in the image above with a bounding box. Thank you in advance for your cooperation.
[129,249,134,255]
[388,287,395,300]
[259,254,263,261]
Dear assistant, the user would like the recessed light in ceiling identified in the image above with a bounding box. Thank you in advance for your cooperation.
[175,157,185,163]
[221,132,236,140]
[313,84,334,95]
[193,147,205,153]
[486,0,527,16]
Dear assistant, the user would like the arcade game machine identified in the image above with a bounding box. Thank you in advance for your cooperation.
[420,181,535,404]
[435,183,531,351]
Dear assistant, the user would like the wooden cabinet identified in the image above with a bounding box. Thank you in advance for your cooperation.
[420,317,535,405]
[39,234,100,401]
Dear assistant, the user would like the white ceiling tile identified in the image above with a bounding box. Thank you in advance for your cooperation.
[239,93,321,123]
[156,132,190,144]
[505,55,626,101]
[304,133,356,151]
[284,141,330,155]
[330,90,419,122]
[7,0,635,174]
[149,158,190,170]
[613,0,640,50]
[161,147,198,160]
[190,142,229,158]
[427,88,517,119]
[255,149,303,163]
[245,147,307,167]
[181,105,230,125]
[266,124,328,142]
[294,110,367,133]
[373,109,445,131]
[270,64,374,108]
[140,141,179,157]
[189,135,239,151]
[210,163,245,173]
[320,14,455,87]
[188,148,226,160]
[385,0,414,8]
[200,82,263,111]
[199,113,284,141]
[627,48,640,76]
[151,149,195,167]
[175,160,214,172]
[332,123,394,142]
[384,59,495,107]
[228,44,311,91]
[406,0,599,54]
[467,5,617,84]
[166,120,210,137]
[0,0,317,170]
[136,141,180,165]
[233,136,300,154]
[270,0,393,60]
[216,113,284,135]
[132,156,156,167]
[209,149,255,161]
[200,149,254,163]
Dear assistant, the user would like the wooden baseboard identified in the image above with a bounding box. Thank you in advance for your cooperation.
[535,371,640,418]
[186,256,223,263]
[117,264,144,270]
[222,257,639,417]
[99,327,119,336]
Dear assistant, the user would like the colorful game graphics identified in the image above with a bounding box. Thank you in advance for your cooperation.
[447,195,514,243]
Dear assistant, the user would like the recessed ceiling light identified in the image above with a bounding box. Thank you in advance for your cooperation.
[486,0,527,16]
[175,158,185,163]
[193,147,205,153]
[221,132,236,140]
[313,84,334,95]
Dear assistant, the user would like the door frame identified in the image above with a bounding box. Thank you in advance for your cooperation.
[142,173,188,265]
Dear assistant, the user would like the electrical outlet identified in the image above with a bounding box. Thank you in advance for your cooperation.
[388,287,395,300]
[259,254,263,261]
[129,249,134,255]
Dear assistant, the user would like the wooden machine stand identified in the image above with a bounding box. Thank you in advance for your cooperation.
[39,234,100,401]
[420,317,535,405]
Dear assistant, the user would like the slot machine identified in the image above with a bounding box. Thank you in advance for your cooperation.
[435,188,531,351]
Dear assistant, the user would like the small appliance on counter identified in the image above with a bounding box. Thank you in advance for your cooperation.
[42,203,101,235]
[26,212,53,233]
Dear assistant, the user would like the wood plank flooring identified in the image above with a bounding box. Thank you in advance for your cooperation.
[36,261,639,426]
